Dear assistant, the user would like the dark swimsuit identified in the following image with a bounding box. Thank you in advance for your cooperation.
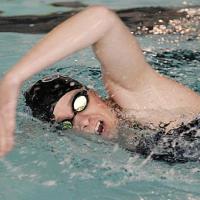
[118,116,200,163]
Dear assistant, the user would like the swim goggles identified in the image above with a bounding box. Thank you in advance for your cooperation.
[58,88,89,130]
[41,73,89,128]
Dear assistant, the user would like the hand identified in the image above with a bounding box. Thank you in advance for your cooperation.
[0,75,21,157]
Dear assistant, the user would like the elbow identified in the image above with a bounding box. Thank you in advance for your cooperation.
[86,5,112,14]
[84,5,117,25]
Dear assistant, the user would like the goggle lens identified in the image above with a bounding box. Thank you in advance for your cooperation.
[73,95,88,112]
[62,120,73,129]
[61,90,89,130]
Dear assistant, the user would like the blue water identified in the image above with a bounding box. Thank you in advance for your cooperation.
[0,1,200,200]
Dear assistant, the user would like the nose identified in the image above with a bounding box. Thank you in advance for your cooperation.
[73,114,90,130]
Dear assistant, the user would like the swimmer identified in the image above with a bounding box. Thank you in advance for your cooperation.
[0,6,200,157]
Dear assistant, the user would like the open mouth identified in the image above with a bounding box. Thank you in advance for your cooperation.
[95,120,104,135]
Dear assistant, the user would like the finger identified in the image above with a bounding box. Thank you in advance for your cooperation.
[5,120,15,155]
[0,121,8,157]
[5,121,15,154]
[0,131,14,157]
[2,108,16,153]
[0,115,14,157]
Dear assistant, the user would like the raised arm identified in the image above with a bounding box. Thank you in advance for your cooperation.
[0,6,152,156]
[6,6,149,88]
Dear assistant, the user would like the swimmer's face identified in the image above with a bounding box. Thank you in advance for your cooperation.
[53,89,118,139]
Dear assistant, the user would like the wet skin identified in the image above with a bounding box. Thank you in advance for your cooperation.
[53,88,118,139]
[1,6,200,157]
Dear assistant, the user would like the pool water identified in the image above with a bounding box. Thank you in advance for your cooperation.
[0,1,200,200]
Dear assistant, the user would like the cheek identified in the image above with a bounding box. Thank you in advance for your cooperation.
[87,93,111,115]
[88,104,108,116]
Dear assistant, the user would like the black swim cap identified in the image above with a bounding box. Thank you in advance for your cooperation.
[24,74,84,122]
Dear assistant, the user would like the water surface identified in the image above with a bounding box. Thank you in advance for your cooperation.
[0,1,200,200]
